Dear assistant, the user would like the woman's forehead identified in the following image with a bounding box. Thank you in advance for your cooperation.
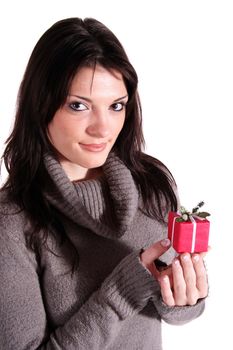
[69,65,127,98]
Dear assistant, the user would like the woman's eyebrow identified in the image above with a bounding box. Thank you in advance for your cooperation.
[113,95,128,102]
[68,94,128,103]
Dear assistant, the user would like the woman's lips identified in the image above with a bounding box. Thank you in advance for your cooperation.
[79,143,107,152]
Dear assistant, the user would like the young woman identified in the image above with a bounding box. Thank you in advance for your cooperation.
[0,18,208,349]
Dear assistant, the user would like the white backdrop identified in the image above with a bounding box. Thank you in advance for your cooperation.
[0,1,232,349]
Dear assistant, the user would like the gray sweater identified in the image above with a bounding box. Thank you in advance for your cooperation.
[0,153,205,349]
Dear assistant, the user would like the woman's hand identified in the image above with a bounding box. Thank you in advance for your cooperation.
[140,239,208,307]
[158,252,208,306]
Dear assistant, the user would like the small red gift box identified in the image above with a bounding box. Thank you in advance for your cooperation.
[168,212,210,253]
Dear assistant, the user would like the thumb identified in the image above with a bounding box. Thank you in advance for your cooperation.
[140,239,171,270]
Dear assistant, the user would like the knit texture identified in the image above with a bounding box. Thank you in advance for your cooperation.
[0,153,205,349]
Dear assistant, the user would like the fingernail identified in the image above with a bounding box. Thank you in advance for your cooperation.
[193,255,199,262]
[182,254,190,261]
[173,258,180,266]
[159,275,169,283]
[161,239,171,247]
[163,275,169,283]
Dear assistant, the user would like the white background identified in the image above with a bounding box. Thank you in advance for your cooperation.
[0,1,232,349]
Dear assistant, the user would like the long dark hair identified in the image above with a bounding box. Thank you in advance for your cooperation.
[1,17,177,263]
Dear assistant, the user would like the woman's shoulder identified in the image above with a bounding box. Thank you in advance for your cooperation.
[139,152,179,207]
[0,189,24,216]
[0,190,28,243]
[139,151,164,167]
[141,152,176,182]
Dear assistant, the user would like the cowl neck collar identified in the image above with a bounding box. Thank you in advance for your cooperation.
[43,152,139,238]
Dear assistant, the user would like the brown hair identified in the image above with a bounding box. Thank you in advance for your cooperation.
[1,18,177,268]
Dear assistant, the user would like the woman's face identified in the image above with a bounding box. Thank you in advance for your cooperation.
[47,65,128,181]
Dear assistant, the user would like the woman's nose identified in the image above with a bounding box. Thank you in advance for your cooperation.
[86,112,110,138]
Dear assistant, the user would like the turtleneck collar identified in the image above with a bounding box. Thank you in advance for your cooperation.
[43,152,139,239]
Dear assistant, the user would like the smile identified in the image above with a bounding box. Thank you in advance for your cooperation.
[79,143,107,152]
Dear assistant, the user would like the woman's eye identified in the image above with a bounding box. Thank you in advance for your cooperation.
[69,102,87,111]
[111,103,125,112]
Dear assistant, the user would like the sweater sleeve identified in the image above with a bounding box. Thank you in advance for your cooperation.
[0,224,159,350]
[153,294,206,325]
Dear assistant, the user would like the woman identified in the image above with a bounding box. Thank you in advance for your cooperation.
[0,18,208,349]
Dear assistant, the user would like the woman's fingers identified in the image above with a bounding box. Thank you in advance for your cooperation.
[140,239,171,276]
[179,254,198,305]
[141,240,209,307]
[192,254,208,298]
[160,253,208,306]
[172,258,187,305]
[159,275,175,307]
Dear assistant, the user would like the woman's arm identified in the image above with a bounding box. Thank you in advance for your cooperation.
[0,219,171,350]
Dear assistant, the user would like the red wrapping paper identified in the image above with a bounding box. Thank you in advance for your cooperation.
[168,212,210,253]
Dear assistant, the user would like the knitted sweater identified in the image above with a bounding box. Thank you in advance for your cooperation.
[0,153,205,350]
